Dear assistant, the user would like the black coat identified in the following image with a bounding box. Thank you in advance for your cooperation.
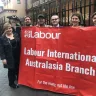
[12,26,21,37]
[0,33,20,69]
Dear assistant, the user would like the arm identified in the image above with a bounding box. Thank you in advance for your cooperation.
[0,37,7,64]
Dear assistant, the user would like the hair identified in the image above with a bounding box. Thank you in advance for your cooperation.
[24,15,31,20]
[91,12,96,18]
[2,23,12,36]
[51,13,59,18]
[71,13,83,25]
[51,13,58,16]
[3,23,11,31]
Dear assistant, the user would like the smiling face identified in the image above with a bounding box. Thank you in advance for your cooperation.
[51,15,60,26]
[71,15,80,26]
[3,23,12,34]
[25,17,32,26]
[6,26,12,34]
[92,15,96,25]
[37,18,45,25]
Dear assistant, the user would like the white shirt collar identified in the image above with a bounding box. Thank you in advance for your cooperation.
[53,24,60,27]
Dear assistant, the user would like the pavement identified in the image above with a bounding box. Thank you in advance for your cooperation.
[0,61,72,96]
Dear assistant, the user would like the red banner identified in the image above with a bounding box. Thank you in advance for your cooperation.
[19,26,96,96]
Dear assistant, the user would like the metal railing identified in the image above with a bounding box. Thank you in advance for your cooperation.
[31,0,96,26]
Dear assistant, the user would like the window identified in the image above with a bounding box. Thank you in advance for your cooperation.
[17,0,21,4]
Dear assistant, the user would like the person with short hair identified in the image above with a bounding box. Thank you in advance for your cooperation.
[91,12,96,26]
[7,15,21,37]
[0,23,20,89]
[36,14,50,27]
[70,13,83,27]
[51,15,60,27]
[7,15,21,26]
[24,16,32,26]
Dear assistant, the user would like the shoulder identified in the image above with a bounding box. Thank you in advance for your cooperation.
[14,33,20,41]
[45,25,52,27]
[0,35,6,39]
[80,26,84,27]
[0,36,3,40]
[59,26,63,27]
[71,26,84,28]
[0,36,6,43]
[30,25,32,27]
[35,24,39,27]
[13,33,19,38]
[16,26,21,31]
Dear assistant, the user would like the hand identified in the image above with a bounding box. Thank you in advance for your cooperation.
[2,30,7,36]
[2,59,7,64]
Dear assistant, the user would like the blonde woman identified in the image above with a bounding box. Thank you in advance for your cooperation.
[0,23,20,88]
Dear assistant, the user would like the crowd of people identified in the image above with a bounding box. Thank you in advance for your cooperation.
[0,11,96,89]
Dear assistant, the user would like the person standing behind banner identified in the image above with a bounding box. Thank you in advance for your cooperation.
[24,16,32,26]
[0,23,20,89]
[70,13,83,27]
[7,15,21,37]
[91,12,96,26]
[51,14,61,27]
[36,14,50,27]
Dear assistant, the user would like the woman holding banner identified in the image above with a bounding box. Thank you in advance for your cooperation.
[0,23,20,89]
[70,13,83,27]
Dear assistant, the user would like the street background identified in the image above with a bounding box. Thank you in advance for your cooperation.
[0,61,70,96]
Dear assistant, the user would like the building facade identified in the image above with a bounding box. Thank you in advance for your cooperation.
[26,0,96,26]
[0,0,26,25]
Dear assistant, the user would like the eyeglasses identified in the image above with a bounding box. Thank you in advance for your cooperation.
[51,18,59,21]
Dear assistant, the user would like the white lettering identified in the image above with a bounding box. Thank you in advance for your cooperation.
[25,58,63,70]
[24,30,61,40]
[65,63,96,76]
